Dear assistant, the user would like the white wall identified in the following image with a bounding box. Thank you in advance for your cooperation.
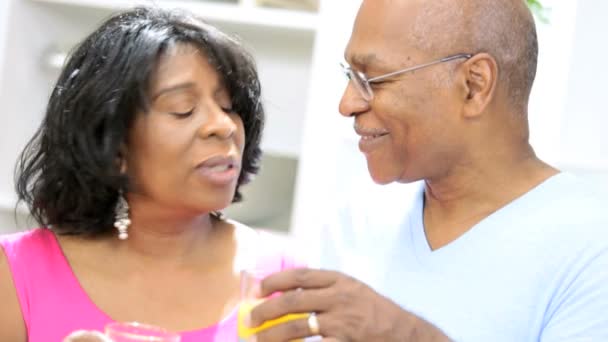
[560,0,608,171]
[0,0,13,107]
[290,0,363,240]
[529,0,608,181]
[527,0,578,165]
[0,0,8,219]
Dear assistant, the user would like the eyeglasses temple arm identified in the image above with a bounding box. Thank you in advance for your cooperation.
[368,53,472,83]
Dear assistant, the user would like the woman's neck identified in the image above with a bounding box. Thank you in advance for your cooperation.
[111,196,231,269]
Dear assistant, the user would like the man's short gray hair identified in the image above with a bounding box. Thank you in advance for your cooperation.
[412,0,538,110]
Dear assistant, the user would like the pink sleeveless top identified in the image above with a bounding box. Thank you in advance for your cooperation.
[0,228,303,341]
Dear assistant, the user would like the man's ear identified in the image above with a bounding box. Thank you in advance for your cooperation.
[461,53,498,118]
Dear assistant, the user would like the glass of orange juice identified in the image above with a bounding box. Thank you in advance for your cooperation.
[105,322,180,342]
[237,270,308,341]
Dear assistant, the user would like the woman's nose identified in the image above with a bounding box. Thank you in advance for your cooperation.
[197,107,237,140]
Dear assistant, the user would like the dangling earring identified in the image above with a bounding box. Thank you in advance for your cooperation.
[113,190,131,240]
[210,211,225,220]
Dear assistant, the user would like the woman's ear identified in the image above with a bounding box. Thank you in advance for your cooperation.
[461,53,498,118]
[117,144,128,174]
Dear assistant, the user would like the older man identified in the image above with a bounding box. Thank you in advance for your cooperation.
[249,0,608,341]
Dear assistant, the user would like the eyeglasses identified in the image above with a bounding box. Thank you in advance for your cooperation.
[341,53,473,101]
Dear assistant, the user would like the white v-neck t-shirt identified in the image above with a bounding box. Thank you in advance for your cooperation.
[315,173,608,341]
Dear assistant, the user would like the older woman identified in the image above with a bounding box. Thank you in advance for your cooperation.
[0,7,301,341]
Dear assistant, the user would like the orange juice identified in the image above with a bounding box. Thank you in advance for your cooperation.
[237,300,308,341]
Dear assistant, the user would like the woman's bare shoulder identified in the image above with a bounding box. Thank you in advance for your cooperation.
[229,220,306,270]
[0,245,27,341]
[230,220,288,249]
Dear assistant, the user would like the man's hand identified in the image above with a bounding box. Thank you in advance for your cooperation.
[248,268,450,342]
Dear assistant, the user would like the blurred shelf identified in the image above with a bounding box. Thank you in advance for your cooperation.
[30,0,319,32]
[223,153,297,229]
[262,147,300,160]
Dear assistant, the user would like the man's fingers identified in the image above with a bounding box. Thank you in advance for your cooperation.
[260,268,338,297]
[250,288,331,328]
[254,316,309,342]
[254,312,328,342]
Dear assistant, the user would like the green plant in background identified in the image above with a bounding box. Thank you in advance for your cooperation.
[526,0,549,23]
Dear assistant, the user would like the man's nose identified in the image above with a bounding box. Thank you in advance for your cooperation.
[338,82,370,117]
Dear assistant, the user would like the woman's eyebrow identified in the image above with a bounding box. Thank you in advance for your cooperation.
[152,82,195,100]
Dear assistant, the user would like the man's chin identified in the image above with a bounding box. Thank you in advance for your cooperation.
[367,166,398,185]
[367,162,421,185]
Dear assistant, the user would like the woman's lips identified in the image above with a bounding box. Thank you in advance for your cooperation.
[195,155,240,186]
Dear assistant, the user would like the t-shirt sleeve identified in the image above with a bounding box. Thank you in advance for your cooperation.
[540,244,608,341]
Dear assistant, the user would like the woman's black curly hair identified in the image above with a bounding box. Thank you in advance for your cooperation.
[15,7,264,236]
